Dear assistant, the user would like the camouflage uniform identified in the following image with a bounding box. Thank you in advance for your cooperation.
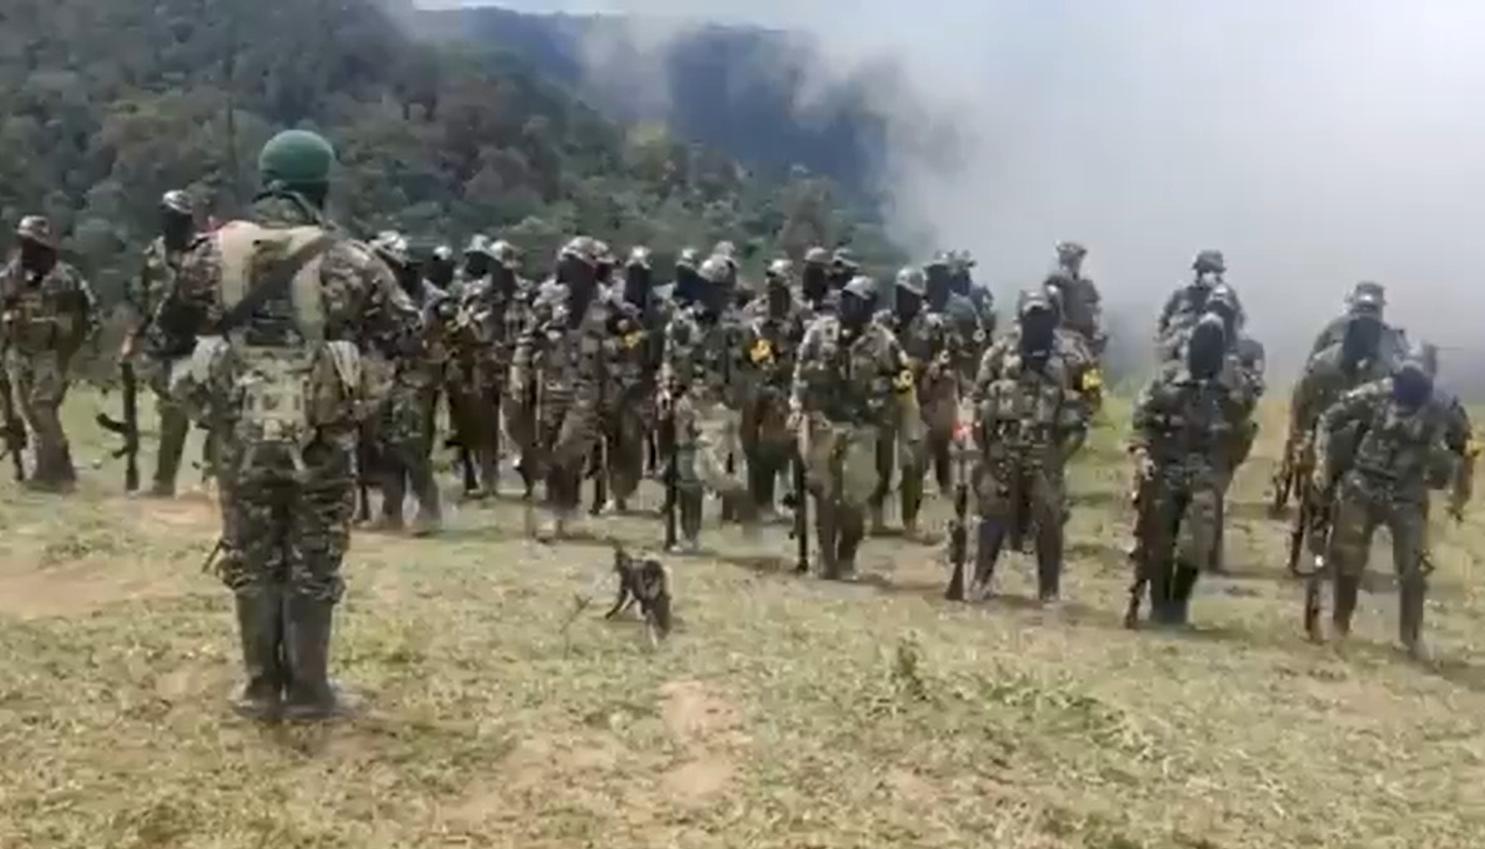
[508,237,610,537]
[134,237,196,494]
[871,267,952,535]
[1129,316,1258,626]
[1043,241,1105,358]
[147,129,421,721]
[740,260,804,519]
[1308,283,1409,368]
[369,232,450,535]
[792,276,919,579]
[1315,364,1472,654]
[661,256,754,548]
[449,240,526,497]
[1156,250,1245,361]
[600,248,664,511]
[0,216,97,491]
[967,292,1093,602]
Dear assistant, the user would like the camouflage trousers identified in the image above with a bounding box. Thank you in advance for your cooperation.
[740,390,793,513]
[448,356,505,493]
[1135,462,1222,612]
[800,416,879,577]
[375,380,440,525]
[8,350,74,487]
[531,391,599,516]
[1326,476,1428,581]
[215,436,356,603]
[972,446,1068,594]
[602,385,655,505]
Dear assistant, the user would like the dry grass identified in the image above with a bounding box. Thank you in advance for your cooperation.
[2,391,1484,848]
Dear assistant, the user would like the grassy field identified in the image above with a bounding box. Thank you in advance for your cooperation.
[1,392,1484,848]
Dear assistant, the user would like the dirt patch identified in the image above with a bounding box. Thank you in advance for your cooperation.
[0,559,194,619]
[661,755,735,803]
[657,680,747,806]
[659,679,743,744]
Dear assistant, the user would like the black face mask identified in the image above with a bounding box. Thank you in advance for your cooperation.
[1019,309,1057,357]
[840,292,874,330]
[764,284,789,317]
[427,260,455,290]
[493,264,517,292]
[624,268,651,308]
[559,256,597,298]
[896,290,922,323]
[161,212,194,252]
[1392,367,1433,410]
[802,265,828,302]
[1186,321,1226,379]
[465,255,491,279]
[19,242,53,274]
[1341,316,1382,367]
[926,269,952,308]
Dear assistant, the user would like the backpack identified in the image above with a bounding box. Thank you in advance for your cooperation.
[172,222,366,472]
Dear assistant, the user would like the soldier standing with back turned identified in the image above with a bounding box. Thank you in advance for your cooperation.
[145,129,420,720]
[1,215,97,492]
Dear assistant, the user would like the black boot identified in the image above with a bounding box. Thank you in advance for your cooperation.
[1333,573,1361,638]
[1399,577,1428,659]
[679,488,704,552]
[375,464,406,531]
[1036,528,1065,604]
[933,441,953,498]
[816,501,840,579]
[1147,561,1175,626]
[282,595,357,722]
[230,587,284,721]
[969,518,1006,600]
[152,410,190,497]
[410,462,443,537]
[900,466,924,540]
[835,508,865,581]
[1168,564,1200,627]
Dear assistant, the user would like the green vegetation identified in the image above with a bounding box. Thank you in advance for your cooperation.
[0,0,899,305]
[1,395,1483,847]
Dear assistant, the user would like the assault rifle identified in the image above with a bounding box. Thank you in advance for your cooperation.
[1271,432,1298,516]
[96,360,140,492]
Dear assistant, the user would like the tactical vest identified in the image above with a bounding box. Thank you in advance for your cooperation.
[174,222,363,470]
[2,266,72,354]
[978,349,1080,446]
[1350,397,1446,486]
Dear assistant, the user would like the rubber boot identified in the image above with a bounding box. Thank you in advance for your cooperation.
[1399,578,1427,660]
[1209,500,1228,574]
[679,489,704,553]
[56,442,77,490]
[411,466,443,537]
[933,441,953,498]
[835,507,865,581]
[720,455,738,522]
[374,466,406,531]
[750,462,779,523]
[1036,528,1065,604]
[816,501,840,579]
[900,469,924,541]
[1168,564,1200,627]
[230,587,284,721]
[151,409,189,497]
[970,518,1006,600]
[1332,573,1361,638]
[1147,562,1175,626]
[282,595,357,722]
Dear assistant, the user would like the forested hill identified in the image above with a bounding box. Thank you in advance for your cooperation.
[0,0,896,303]
[412,5,888,188]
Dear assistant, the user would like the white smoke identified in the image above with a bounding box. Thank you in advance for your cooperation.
[448,0,1485,380]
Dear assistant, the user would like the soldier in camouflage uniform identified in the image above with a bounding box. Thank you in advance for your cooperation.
[661,255,755,550]
[451,235,493,300]
[1042,241,1106,359]
[965,290,1093,603]
[1314,353,1472,656]
[508,236,610,538]
[1308,282,1409,367]
[424,244,456,293]
[869,267,951,538]
[1128,315,1258,626]
[925,252,990,392]
[1156,250,1246,361]
[600,246,664,513]
[125,191,198,496]
[739,259,802,520]
[792,276,920,580]
[798,246,836,320]
[949,250,997,343]
[450,239,526,497]
[145,129,420,720]
[1,215,97,492]
[369,232,449,536]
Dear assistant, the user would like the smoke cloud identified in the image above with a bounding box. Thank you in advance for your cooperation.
[449,0,1485,381]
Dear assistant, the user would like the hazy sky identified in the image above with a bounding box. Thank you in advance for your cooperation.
[442,1,1485,371]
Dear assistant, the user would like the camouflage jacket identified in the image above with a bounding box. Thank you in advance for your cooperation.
[740,300,805,405]
[661,304,750,409]
[603,290,664,404]
[510,280,610,408]
[1317,379,1471,503]
[451,276,529,373]
[792,315,915,429]
[397,278,453,388]
[144,192,420,438]
[1289,344,1392,445]
[0,258,97,359]
[878,308,958,401]
[972,335,1092,458]
[1131,361,1258,475]
[1044,272,1105,354]
[128,237,187,331]
[1308,315,1409,368]
[1156,283,1247,358]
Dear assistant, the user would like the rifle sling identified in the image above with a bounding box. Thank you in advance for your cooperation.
[217,234,336,335]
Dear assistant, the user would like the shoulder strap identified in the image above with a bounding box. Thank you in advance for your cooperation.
[217,224,336,335]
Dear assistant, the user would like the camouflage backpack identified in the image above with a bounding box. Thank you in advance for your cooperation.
[172,222,367,470]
